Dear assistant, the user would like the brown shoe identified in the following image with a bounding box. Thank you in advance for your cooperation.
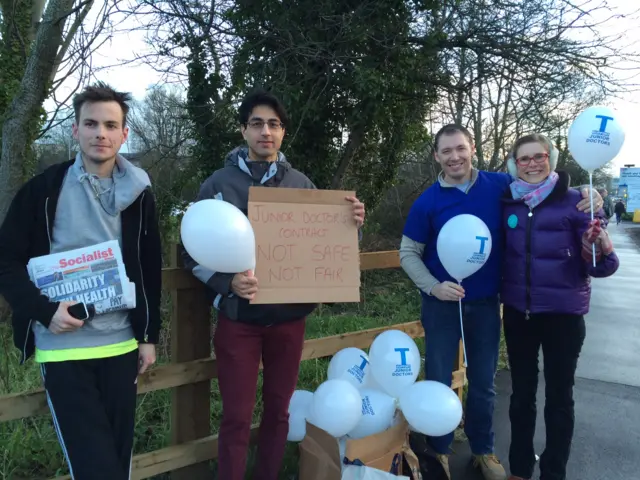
[437,454,451,480]
[473,454,507,480]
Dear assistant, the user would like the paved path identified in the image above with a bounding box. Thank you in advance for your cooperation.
[441,224,640,480]
[577,224,640,387]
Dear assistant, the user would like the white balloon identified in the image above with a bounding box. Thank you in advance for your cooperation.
[436,214,492,282]
[308,380,362,438]
[289,390,313,414]
[568,106,626,171]
[327,348,371,389]
[347,388,397,439]
[287,390,313,442]
[369,330,421,398]
[287,412,308,442]
[399,381,463,437]
[180,199,256,273]
[365,369,384,391]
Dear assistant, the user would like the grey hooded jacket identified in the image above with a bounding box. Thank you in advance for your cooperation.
[182,147,319,325]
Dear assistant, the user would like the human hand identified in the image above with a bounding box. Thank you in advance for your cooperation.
[582,219,603,261]
[596,226,614,256]
[577,187,603,213]
[138,343,156,374]
[346,196,365,228]
[231,270,259,300]
[584,218,601,244]
[48,301,85,334]
[431,281,465,302]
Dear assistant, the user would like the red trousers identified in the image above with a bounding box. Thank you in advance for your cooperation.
[214,315,306,480]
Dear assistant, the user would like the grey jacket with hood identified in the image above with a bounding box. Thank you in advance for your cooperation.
[183,146,319,325]
[32,153,151,352]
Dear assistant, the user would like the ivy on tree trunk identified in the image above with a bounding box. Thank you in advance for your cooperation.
[0,0,75,224]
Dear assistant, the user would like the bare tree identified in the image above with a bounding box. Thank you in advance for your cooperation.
[423,0,639,171]
[127,86,192,157]
[0,0,128,224]
[35,109,78,172]
[126,86,197,243]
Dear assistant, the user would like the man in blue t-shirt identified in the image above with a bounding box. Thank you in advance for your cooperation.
[400,124,599,480]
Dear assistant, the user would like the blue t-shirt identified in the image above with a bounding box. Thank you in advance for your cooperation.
[403,171,511,301]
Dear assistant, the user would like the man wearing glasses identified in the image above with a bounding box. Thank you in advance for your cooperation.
[183,89,365,480]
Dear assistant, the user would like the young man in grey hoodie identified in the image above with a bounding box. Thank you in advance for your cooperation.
[0,83,162,480]
[183,89,365,480]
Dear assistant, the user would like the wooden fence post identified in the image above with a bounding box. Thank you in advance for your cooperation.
[170,245,212,480]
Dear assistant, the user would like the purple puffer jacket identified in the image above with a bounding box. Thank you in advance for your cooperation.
[501,171,619,316]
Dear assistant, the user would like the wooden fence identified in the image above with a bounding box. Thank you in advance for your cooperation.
[0,250,466,480]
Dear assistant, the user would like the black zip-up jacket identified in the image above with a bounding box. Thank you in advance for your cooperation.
[0,160,162,363]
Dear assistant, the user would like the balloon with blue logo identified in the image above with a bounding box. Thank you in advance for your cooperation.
[347,388,397,439]
[368,330,421,399]
[568,106,626,266]
[568,106,625,171]
[436,214,492,283]
[327,347,371,389]
[436,214,492,367]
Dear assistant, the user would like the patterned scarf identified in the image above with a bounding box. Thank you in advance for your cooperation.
[510,171,559,209]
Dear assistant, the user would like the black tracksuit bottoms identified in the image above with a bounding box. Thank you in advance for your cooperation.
[40,349,139,480]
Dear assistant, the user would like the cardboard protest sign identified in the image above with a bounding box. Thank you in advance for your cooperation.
[248,187,360,304]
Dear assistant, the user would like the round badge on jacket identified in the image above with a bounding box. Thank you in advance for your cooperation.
[508,214,518,229]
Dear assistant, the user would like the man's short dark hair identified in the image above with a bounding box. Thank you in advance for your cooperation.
[238,89,289,127]
[434,124,474,152]
[72,81,132,126]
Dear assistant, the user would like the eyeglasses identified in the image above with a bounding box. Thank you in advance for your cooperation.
[516,152,549,166]
[246,120,284,131]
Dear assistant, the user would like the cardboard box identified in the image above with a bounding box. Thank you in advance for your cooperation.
[299,414,412,480]
[248,187,361,304]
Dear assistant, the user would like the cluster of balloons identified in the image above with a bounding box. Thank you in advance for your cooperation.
[180,199,256,273]
[287,330,463,443]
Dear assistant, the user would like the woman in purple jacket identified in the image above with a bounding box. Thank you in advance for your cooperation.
[501,134,619,480]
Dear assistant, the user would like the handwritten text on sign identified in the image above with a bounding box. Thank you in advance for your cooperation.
[248,187,360,304]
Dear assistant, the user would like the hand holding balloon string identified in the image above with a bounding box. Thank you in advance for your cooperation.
[432,281,465,302]
[581,218,614,263]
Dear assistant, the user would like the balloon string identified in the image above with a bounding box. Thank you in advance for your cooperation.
[589,173,596,267]
[458,283,468,368]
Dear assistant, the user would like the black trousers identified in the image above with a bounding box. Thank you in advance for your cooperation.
[40,349,139,480]
[503,306,586,480]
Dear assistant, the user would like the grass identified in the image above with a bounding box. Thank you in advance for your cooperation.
[0,270,507,479]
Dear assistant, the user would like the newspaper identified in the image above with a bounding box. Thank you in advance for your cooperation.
[27,240,136,315]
